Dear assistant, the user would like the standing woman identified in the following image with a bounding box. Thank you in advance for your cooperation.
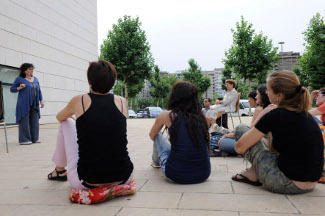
[10,63,44,145]
[149,81,211,184]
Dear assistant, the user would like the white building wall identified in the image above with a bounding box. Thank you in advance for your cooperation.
[0,0,98,123]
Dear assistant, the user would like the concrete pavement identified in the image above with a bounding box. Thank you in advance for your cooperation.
[0,117,325,216]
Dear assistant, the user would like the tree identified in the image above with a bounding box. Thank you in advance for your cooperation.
[221,66,234,91]
[113,80,145,98]
[100,15,154,114]
[149,66,171,107]
[223,16,279,93]
[182,59,211,98]
[292,66,309,87]
[300,13,325,90]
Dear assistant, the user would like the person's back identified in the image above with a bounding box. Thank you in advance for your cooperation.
[165,118,210,184]
[149,81,211,184]
[77,93,133,184]
[258,108,323,182]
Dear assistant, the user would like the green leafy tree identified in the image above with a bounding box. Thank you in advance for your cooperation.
[100,15,154,113]
[149,66,170,107]
[221,66,234,91]
[113,80,144,98]
[223,16,279,92]
[292,66,309,87]
[137,98,153,109]
[182,59,211,98]
[300,13,325,90]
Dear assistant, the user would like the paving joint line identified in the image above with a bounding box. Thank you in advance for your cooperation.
[176,192,184,209]
[285,195,301,214]
[114,207,123,216]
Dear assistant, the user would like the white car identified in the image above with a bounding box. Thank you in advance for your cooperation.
[128,110,137,118]
[238,100,255,116]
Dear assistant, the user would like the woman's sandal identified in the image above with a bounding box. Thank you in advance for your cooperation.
[48,168,67,181]
[232,173,262,186]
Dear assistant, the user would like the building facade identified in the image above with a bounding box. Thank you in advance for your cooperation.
[276,51,301,71]
[0,0,98,124]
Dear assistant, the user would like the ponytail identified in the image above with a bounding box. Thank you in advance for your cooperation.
[268,70,311,115]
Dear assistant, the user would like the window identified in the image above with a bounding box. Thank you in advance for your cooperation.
[0,65,19,124]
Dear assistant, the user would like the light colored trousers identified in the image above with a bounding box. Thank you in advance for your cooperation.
[52,118,133,189]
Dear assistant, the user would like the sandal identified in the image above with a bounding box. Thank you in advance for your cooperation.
[48,168,67,181]
[232,173,262,186]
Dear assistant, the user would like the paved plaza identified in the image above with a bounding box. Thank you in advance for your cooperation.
[0,117,325,216]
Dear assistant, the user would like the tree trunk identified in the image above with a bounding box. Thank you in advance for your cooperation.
[157,99,159,107]
[125,82,129,118]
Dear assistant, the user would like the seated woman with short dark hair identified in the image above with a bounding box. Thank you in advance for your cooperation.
[47,60,134,190]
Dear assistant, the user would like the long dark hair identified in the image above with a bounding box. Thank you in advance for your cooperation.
[167,81,209,150]
[19,63,34,78]
[257,84,271,109]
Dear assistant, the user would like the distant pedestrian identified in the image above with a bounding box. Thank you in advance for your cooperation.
[10,63,44,145]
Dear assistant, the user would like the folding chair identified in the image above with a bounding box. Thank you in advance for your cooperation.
[0,121,8,153]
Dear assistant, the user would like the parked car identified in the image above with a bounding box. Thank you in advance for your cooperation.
[136,109,144,118]
[128,110,137,118]
[238,100,255,116]
[142,107,163,118]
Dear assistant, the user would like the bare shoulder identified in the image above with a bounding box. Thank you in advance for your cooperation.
[69,95,82,105]
[157,111,172,126]
[114,95,126,103]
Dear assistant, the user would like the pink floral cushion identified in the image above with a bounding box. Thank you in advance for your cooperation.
[69,180,136,204]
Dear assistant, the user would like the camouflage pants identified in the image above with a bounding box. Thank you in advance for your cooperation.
[234,124,312,194]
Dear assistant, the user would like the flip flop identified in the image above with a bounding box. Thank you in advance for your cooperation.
[232,173,262,186]
[48,168,67,181]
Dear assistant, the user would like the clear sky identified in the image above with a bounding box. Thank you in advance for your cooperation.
[97,0,325,73]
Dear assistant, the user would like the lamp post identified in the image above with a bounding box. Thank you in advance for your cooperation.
[278,42,285,70]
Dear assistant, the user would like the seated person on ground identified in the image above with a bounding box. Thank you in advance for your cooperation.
[232,70,324,194]
[215,85,272,156]
[206,79,238,125]
[309,88,325,125]
[47,60,134,190]
[149,81,211,184]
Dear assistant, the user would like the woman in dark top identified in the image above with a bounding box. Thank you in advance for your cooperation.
[10,63,44,145]
[232,70,324,194]
[47,60,134,190]
[149,81,211,184]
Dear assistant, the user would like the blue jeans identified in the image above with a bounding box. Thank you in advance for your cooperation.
[152,132,171,176]
[219,138,238,155]
[18,108,39,143]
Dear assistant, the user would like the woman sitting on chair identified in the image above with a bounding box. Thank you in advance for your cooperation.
[206,79,238,125]
[149,81,211,184]
[217,84,272,155]
[47,60,134,190]
[232,70,323,194]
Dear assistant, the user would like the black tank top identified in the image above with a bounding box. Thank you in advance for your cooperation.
[76,93,133,184]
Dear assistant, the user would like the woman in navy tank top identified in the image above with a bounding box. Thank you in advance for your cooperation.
[47,60,134,190]
[149,81,211,184]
